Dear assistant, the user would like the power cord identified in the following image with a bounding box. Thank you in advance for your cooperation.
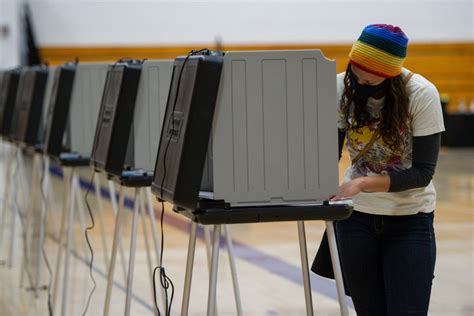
[82,57,145,315]
[81,59,128,308]
[152,48,211,316]
[82,172,97,316]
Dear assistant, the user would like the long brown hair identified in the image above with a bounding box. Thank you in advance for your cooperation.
[341,63,411,151]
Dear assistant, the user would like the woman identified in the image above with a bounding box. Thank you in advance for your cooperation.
[331,24,444,315]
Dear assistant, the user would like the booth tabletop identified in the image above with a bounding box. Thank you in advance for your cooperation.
[179,201,353,225]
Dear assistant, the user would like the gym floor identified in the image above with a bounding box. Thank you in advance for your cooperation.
[0,146,472,315]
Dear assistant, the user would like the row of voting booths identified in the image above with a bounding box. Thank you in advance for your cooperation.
[0,49,352,316]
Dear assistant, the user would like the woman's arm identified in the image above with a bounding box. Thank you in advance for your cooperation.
[331,132,441,200]
[388,133,441,191]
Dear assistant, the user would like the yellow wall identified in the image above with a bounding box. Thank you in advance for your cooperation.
[40,42,474,111]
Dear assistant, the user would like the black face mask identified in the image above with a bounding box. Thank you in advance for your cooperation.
[350,70,389,103]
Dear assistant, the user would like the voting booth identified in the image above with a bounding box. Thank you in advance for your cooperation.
[0,68,22,137]
[96,59,177,316]
[90,60,142,177]
[10,66,49,147]
[152,50,351,316]
[43,63,77,158]
[68,63,109,158]
[152,50,339,211]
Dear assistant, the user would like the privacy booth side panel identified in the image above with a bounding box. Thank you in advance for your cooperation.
[69,63,109,156]
[38,67,56,145]
[212,50,338,205]
[133,60,173,172]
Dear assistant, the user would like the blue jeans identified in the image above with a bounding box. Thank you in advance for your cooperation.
[335,210,436,316]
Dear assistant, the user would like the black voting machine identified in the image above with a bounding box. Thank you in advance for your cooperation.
[43,63,76,158]
[10,66,49,147]
[0,68,22,137]
[90,60,142,179]
[152,52,224,210]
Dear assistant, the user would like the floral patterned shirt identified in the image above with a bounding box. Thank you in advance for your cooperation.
[337,69,445,215]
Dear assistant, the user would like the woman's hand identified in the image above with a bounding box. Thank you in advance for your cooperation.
[330,177,365,201]
[330,175,391,201]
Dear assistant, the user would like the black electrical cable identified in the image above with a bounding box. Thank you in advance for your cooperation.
[81,172,96,316]
[152,48,210,316]
[39,157,53,316]
[81,57,145,315]
[80,59,125,305]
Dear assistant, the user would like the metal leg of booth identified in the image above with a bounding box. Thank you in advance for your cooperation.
[326,221,349,316]
[104,187,125,316]
[138,188,159,315]
[204,226,212,268]
[7,148,21,269]
[181,223,242,316]
[0,145,15,256]
[10,149,21,270]
[203,225,218,315]
[124,188,140,316]
[297,221,314,316]
[223,225,242,316]
[145,188,167,309]
[34,155,49,298]
[181,221,198,316]
[207,224,222,316]
[60,168,78,316]
[74,175,90,262]
[51,167,72,312]
[108,180,128,284]
[9,174,20,270]
[19,152,38,290]
[93,174,110,271]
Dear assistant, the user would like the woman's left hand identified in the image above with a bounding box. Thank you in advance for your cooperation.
[330,177,365,201]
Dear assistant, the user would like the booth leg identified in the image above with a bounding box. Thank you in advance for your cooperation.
[74,175,90,261]
[60,168,78,316]
[20,153,39,289]
[3,149,17,267]
[325,221,349,316]
[138,189,157,312]
[51,167,72,312]
[223,225,242,316]
[45,165,61,238]
[93,174,110,270]
[297,221,314,316]
[145,188,167,309]
[7,149,21,269]
[104,187,125,316]
[9,187,19,270]
[0,147,14,255]
[124,189,140,316]
[34,155,49,298]
[181,222,197,316]
[207,224,222,316]
[204,226,212,268]
[108,180,128,283]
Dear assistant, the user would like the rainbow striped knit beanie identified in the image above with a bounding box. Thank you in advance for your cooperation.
[349,24,408,78]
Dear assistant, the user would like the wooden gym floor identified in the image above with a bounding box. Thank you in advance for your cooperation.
[0,145,472,315]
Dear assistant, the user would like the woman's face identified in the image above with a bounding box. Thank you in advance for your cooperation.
[350,64,386,86]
